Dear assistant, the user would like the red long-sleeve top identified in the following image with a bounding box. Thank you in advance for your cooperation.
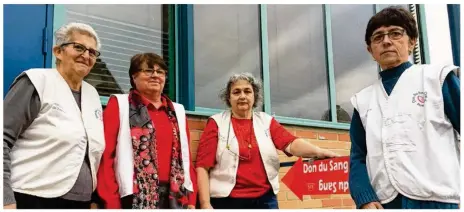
[97,95,197,208]
[195,117,296,198]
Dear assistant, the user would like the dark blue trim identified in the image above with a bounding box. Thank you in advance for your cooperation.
[45,4,54,68]
[280,161,296,167]
[177,4,195,110]
[447,4,460,67]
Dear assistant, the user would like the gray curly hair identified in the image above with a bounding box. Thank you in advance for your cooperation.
[219,72,263,108]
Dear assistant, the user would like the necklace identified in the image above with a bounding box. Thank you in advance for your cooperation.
[226,112,253,160]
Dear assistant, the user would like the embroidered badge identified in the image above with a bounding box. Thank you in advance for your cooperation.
[412,91,427,107]
[51,103,65,113]
[95,109,102,121]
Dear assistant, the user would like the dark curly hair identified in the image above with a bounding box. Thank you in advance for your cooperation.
[365,6,418,46]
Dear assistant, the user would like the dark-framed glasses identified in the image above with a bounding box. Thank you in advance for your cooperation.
[370,29,406,44]
[61,42,101,58]
[139,68,167,77]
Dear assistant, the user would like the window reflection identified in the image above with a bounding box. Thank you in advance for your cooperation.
[331,4,378,123]
[268,5,330,121]
[193,5,262,110]
[63,4,171,96]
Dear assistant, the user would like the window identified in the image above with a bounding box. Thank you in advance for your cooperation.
[377,4,409,11]
[52,4,424,128]
[61,4,172,97]
[177,4,421,129]
[193,5,262,110]
[331,4,378,123]
[267,5,330,121]
[56,4,421,129]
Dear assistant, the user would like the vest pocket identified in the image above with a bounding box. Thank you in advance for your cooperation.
[382,114,417,153]
[384,133,417,153]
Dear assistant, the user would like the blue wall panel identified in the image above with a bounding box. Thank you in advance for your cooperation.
[3,4,53,96]
[447,4,460,67]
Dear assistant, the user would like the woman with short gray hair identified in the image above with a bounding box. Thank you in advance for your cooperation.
[195,72,338,209]
[3,22,104,209]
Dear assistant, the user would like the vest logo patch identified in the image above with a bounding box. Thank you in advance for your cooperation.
[51,103,65,113]
[412,91,427,106]
[95,109,102,121]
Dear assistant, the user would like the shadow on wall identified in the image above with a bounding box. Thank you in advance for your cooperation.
[84,58,125,96]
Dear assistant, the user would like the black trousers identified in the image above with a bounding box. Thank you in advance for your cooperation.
[210,189,278,209]
[121,183,171,209]
[14,192,90,209]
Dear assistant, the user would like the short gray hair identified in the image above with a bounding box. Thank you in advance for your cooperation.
[220,72,263,108]
[54,22,101,50]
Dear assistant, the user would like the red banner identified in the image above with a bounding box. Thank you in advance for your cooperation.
[281,156,350,200]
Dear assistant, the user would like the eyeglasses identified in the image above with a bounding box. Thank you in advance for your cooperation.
[139,68,167,77]
[370,29,406,44]
[61,42,101,58]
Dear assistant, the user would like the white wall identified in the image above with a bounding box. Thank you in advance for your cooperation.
[424,4,454,65]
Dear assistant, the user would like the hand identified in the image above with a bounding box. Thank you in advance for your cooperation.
[315,148,340,159]
[361,202,383,209]
[187,205,195,209]
[4,204,16,209]
[90,203,99,209]
[200,203,213,209]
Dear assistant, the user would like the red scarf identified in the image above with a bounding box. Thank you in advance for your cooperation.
[128,89,189,209]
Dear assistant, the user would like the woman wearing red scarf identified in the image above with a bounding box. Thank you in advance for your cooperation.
[97,53,197,209]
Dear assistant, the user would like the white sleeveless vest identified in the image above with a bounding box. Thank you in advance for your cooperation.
[351,64,460,204]
[112,94,193,198]
[209,111,280,197]
[10,68,105,197]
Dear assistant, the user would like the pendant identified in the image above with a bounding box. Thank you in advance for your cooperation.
[248,144,252,149]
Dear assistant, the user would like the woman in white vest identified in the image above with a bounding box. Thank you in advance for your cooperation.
[3,22,105,209]
[196,73,339,209]
[348,6,460,209]
[96,53,197,209]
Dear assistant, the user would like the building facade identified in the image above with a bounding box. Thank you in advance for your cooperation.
[3,4,460,209]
